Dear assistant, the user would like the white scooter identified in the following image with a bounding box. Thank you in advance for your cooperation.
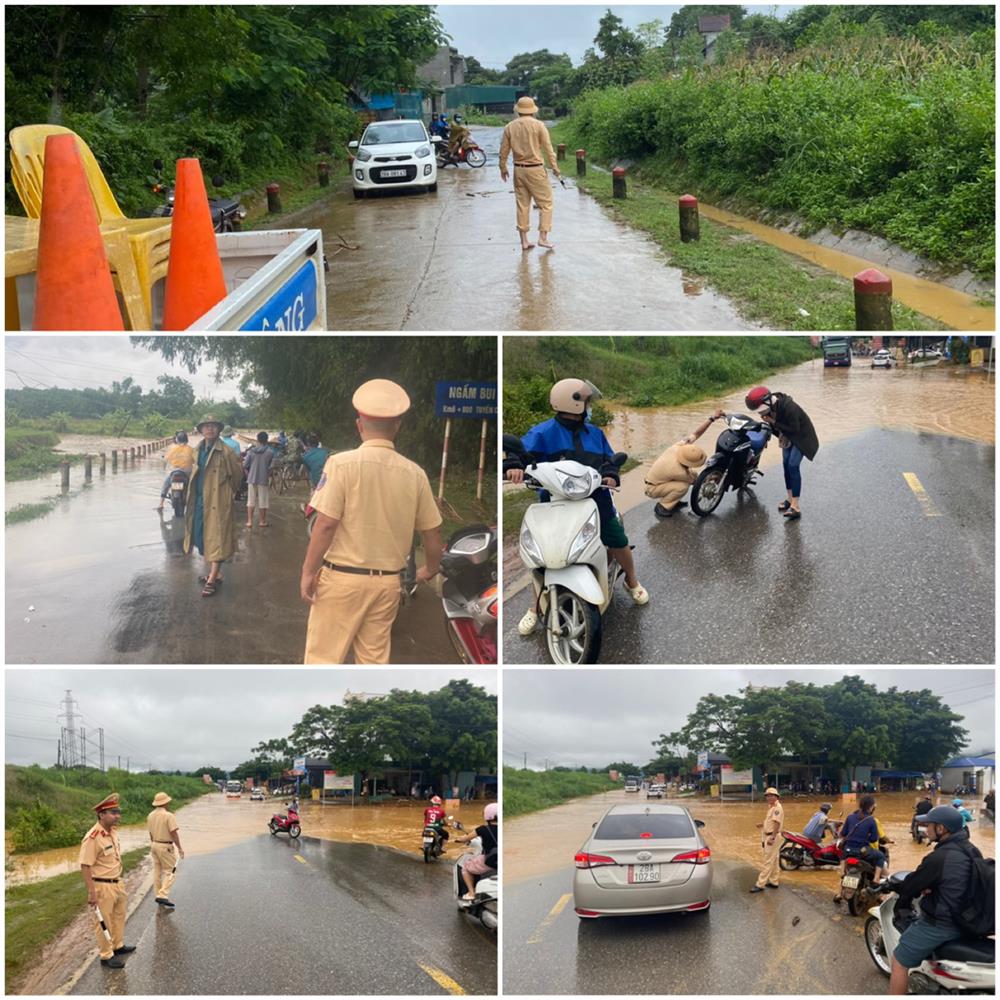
[504,434,627,665]
[864,874,995,993]
[454,837,498,933]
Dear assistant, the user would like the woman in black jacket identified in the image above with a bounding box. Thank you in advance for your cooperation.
[745,386,819,521]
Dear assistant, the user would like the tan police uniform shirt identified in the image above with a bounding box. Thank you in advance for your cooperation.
[147,807,178,842]
[311,440,442,571]
[499,117,559,169]
[79,822,122,877]
[761,801,784,843]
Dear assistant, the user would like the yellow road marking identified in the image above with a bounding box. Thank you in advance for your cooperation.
[417,962,466,995]
[903,473,941,516]
[293,854,308,864]
[527,892,572,944]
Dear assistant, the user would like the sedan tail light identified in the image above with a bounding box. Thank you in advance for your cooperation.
[574,852,616,869]
[671,847,711,865]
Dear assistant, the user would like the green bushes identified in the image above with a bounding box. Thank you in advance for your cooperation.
[568,34,995,275]
[504,767,620,817]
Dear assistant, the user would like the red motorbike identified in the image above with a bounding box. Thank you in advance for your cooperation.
[437,141,487,168]
[269,806,301,839]
[779,830,843,870]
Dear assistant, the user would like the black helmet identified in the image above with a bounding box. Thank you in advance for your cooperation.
[924,805,964,834]
[819,802,833,813]
[175,431,188,444]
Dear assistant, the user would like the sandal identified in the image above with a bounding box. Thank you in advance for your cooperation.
[783,509,802,521]
[777,500,792,512]
[199,576,223,585]
[201,582,217,597]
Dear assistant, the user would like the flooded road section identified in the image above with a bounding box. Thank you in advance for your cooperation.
[5,446,458,664]
[6,793,492,886]
[295,126,752,331]
[507,788,995,899]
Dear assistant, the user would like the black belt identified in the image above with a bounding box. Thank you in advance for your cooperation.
[514,162,543,167]
[153,841,173,844]
[323,561,402,576]
[93,877,120,883]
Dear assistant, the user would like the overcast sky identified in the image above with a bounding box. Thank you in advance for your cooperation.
[5,336,247,403]
[6,669,497,772]
[503,669,995,770]
[437,4,800,68]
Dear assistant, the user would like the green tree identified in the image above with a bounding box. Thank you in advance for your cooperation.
[501,49,570,91]
[190,766,226,781]
[464,56,502,85]
[604,761,641,775]
[152,375,195,417]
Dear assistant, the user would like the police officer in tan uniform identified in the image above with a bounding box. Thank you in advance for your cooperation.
[499,96,561,251]
[147,792,185,908]
[300,379,443,664]
[79,793,134,968]
[751,786,785,892]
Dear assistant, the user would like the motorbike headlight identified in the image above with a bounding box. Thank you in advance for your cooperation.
[414,145,431,158]
[519,522,544,568]
[355,148,372,162]
[168,193,175,205]
[566,509,599,564]
[557,471,594,499]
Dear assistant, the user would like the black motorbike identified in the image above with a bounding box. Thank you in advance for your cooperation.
[690,413,772,516]
[167,469,189,518]
[147,159,245,232]
[839,843,890,916]
[440,524,498,665]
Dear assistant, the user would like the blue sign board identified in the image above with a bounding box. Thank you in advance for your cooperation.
[239,260,318,332]
[435,381,497,420]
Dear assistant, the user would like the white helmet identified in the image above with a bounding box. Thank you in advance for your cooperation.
[549,378,602,415]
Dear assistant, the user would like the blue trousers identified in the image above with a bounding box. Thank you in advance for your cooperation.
[783,444,803,497]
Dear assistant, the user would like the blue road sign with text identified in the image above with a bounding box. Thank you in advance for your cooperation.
[435,381,497,420]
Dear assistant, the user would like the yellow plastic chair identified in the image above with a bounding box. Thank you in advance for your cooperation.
[9,124,173,325]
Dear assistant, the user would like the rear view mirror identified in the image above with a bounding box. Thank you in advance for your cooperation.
[611,452,628,467]
[348,140,359,149]
[694,819,705,828]
[503,433,526,456]
[211,175,224,188]
[153,158,164,172]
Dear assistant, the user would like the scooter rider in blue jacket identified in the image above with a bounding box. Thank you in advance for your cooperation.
[504,378,650,636]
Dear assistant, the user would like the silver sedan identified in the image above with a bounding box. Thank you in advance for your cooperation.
[573,803,712,918]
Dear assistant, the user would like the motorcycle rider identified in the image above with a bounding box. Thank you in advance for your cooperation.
[911,792,933,837]
[454,802,498,900]
[644,410,724,518]
[447,114,470,160]
[838,794,888,888]
[424,795,449,848]
[157,431,195,511]
[802,802,840,843]
[504,377,650,636]
[951,797,974,827]
[744,385,819,521]
[887,805,986,995]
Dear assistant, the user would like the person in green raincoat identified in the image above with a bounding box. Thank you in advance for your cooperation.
[184,415,243,597]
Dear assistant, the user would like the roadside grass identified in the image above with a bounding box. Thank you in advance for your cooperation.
[5,847,148,994]
[459,107,509,127]
[243,161,352,227]
[436,470,498,542]
[504,766,620,817]
[550,124,942,333]
[5,452,84,482]
[6,500,60,525]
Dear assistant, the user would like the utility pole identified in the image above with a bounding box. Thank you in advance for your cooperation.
[117,755,121,770]
[58,690,80,769]
[79,727,87,768]
[98,728,105,772]
[523,752,527,770]
[126,757,130,773]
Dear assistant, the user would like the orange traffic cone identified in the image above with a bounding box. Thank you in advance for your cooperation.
[162,158,227,330]
[33,133,124,330]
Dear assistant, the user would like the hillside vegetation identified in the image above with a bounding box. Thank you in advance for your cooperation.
[504,767,620,817]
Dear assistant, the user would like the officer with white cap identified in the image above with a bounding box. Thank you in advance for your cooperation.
[300,379,443,664]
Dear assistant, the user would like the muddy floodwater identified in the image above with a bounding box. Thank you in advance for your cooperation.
[602,359,995,515]
[5,792,493,886]
[507,789,995,903]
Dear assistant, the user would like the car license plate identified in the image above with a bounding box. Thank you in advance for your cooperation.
[628,864,660,883]
[171,482,184,491]
[382,169,407,178]
[422,837,434,844]
[842,875,861,889]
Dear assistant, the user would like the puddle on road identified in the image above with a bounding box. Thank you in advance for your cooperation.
[681,275,704,297]
[506,789,994,899]
[606,359,995,480]
[5,794,495,886]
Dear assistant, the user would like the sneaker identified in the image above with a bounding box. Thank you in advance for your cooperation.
[100,957,126,969]
[653,503,675,518]
[749,886,765,894]
[626,582,649,605]
[113,946,137,954]
[517,609,538,635]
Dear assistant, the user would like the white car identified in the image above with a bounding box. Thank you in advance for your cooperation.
[350,119,440,198]
[871,349,894,369]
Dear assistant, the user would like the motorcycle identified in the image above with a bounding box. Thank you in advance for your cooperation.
[454,836,498,933]
[167,468,189,518]
[147,158,246,232]
[423,816,459,863]
[912,812,932,845]
[839,845,890,916]
[269,806,301,839]
[690,413,772,516]
[504,433,629,665]
[864,876,995,993]
[779,830,843,871]
[436,140,487,169]
[440,524,498,664]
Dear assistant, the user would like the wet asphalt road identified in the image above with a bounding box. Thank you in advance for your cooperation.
[71,836,495,995]
[504,859,885,995]
[5,458,456,664]
[504,429,995,664]
[299,126,751,331]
